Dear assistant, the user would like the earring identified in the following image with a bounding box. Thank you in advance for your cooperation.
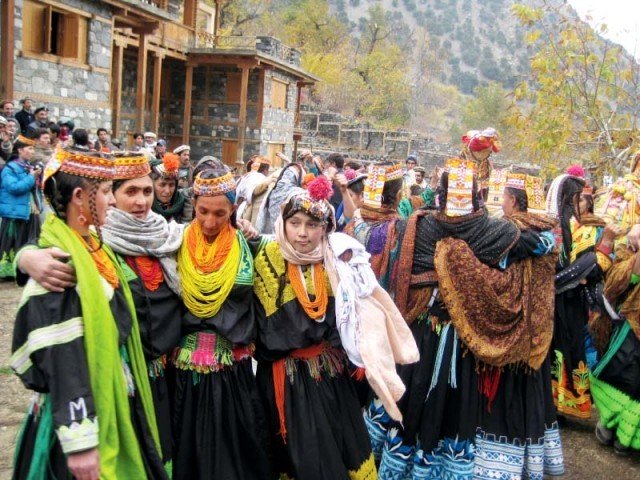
[78,207,87,225]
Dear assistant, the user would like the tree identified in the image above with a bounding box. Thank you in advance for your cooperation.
[508,1,640,178]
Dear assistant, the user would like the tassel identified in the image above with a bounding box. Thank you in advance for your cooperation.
[426,323,450,401]
[191,332,216,369]
[352,367,366,381]
[449,329,458,389]
[272,358,288,443]
[478,367,501,412]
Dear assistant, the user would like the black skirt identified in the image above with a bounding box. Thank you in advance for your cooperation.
[474,358,565,478]
[0,215,40,279]
[171,358,273,480]
[13,393,168,480]
[148,357,174,465]
[255,351,375,480]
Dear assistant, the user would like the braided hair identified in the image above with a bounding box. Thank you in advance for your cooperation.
[558,176,585,266]
[43,171,104,251]
[505,187,528,213]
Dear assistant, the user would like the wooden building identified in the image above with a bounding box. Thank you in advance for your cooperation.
[0,0,317,165]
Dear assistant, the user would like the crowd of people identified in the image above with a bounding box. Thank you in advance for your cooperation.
[1,103,639,480]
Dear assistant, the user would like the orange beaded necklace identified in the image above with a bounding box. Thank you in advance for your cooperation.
[76,232,120,289]
[287,262,328,320]
[185,221,236,273]
[125,256,163,291]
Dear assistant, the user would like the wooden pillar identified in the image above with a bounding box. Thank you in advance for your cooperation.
[0,0,15,100]
[236,64,250,165]
[292,81,304,161]
[214,0,221,36]
[151,53,163,133]
[182,65,193,143]
[111,42,124,139]
[135,34,148,132]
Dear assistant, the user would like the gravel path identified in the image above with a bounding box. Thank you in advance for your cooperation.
[0,281,639,478]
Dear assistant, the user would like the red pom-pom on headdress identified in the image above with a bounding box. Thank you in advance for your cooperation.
[307,175,333,201]
[344,168,357,181]
[163,153,180,174]
[566,163,585,178]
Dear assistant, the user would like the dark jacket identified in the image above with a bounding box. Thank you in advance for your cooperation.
[14,109,34,134]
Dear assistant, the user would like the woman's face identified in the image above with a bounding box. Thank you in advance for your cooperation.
[85,181,116,226]
[578,195,590,216]
[194,195,234,242]
[501,191,517,217]
[19,146,34,161]
[285,211,327,254]
[347,189,364,208]
[153,177,176,204]
[114,176,154,220]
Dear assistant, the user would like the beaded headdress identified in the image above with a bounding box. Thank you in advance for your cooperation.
[193,171,236,204]
[363,163,403,209]
[113,152,151,180]
[505,172,546,211]
[487,168,508,207]
[250,155,271,171]
[284,175,335,228]
[14,135,35,148]
[44,148,115,188]
[462,128,501,153]
[444,157,476,217]
[152,153,180,179]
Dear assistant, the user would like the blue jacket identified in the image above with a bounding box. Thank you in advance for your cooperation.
[0,161,36,220]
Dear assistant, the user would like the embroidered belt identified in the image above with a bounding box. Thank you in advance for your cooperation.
[172,331,253,373]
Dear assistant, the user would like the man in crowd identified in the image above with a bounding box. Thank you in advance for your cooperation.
[0,116,12,164]
[143,132,157,153]
[404,154,418,186]
[1,100,14,119]
[31,128,53,166]
[414,166,427,189]
[26,105,49,137]
[131,132,144,152]
[94,128,116,152]
[174,144,193,189]
[15,97,34,133]
[155,139,167,160]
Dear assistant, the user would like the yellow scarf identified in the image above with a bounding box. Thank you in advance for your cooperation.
[178,221,240,318]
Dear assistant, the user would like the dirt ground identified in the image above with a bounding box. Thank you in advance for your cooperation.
[1,282,639,479]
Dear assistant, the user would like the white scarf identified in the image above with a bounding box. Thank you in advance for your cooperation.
[102,208,184,295]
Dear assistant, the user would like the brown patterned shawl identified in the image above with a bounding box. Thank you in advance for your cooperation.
[434,212,557,370]
[394,209,520,323]
[589,244,640,353]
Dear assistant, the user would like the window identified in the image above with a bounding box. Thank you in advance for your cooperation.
[271,79,288,110]
[22,0,88,62]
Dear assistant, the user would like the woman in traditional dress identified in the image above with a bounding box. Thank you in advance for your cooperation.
[150,153,190,224]
[546,171,617,420]
[462,173,564,479]
[11,148,167,479]
[460,128,500,201]
[100,153,184,469]
[590,244,640,455]
[365,159,557,479]
[171,168,272,479]
[0,135,42,278]
[252,175,381,479]
[344,163,405,290]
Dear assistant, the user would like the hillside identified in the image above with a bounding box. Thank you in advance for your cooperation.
[332,0,529,94]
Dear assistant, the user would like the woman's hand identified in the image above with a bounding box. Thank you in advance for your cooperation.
[628,224,640,252]
[602,224,622,244]
[18,247,76,292]
[67,448,100,480]
[237,218,258,239]
[334,173,348,194]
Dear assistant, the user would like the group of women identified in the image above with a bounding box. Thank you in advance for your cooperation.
[7,134,640,480]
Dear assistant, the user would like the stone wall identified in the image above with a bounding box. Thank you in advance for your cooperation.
[13,0,113,131]
[259,70,297,160]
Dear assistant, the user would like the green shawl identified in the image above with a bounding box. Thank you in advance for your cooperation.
[39,214,161,477]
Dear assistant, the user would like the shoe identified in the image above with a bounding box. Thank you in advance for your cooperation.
[613,439,630,456]
[595,421,614,446]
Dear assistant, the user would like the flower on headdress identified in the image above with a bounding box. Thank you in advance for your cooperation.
[462,128,500,153]
[566,163,585,178]
[303,172,316,187]
[344,168,357,181]
[307,175,333,201]
[163,153,180,174]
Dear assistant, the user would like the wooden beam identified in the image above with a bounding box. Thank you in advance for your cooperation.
[214,0,221,36]
[256,69,265,126]
[151,53,163,133]
[0,0,15,101]
[182,65,193,143]
[135,34,148,132]
[236,65,250,165]
[111,43,125,139]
